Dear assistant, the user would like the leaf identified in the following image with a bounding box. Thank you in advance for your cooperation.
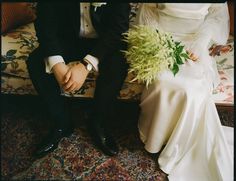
[177,45,184,54]
[1,63,7,71]
[5,55,16,61]
[218,58,227,65]
[17,55,28,60]
[176,55,184,64]
[180,53,189,60]
[223,65,234,69]
[171,63,179,76]
[1,55,7,62]
[6,50,17,57]
[175,42,181,46]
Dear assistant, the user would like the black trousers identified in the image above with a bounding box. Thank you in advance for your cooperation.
[26,38,128,129]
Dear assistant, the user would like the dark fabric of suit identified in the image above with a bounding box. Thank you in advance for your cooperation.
[35,2,130,62]
[27,2,130,128]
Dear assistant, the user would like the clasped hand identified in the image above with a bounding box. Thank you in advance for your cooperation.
[52,62,89,93]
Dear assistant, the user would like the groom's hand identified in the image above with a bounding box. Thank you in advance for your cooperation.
[63,63,89,92]
[52,62,69,88]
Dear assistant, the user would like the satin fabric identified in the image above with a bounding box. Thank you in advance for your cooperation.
[135,3,233,181]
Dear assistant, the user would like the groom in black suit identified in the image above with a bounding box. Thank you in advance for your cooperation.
[27,2,130,157]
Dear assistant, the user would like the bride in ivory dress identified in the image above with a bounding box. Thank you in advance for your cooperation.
[134,3,233,181]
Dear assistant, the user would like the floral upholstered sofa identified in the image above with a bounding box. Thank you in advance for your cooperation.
[1,3,234,106]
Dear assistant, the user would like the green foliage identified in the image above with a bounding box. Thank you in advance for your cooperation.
[122,25,189,87]
[6,50,17,56]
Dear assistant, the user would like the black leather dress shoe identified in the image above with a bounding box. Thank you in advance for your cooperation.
[34,128,73,159]
[87,122,119,156]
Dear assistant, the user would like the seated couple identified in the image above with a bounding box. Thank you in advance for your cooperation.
[28,2,233,181]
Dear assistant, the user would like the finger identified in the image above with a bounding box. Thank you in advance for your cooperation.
[71,84,79,93]
[66,83,77,92]
[190,53,194,59]
[74,84,81,91]
[63,79,74,90]
[75,83,83,91]
[64,70,72,83]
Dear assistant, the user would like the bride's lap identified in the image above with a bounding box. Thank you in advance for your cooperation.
[141,66,211,104]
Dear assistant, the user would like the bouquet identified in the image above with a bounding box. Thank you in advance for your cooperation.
[122,25,189,87]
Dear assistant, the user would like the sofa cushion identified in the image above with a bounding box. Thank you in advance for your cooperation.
[1,34,234,105]
[1,22,234,105]
[211,36,234,105]
[1,3,36,34]
[1,21,140,83]
[1,23,39,78]
[1,74,144,101]
[1,2,234,105]
[1,75,37,95]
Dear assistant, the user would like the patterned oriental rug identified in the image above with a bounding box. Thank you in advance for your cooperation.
[1,96,233,180]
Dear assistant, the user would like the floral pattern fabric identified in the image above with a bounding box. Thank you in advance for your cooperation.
[1,23,38,78]
[1,5,234,105]
[210,36,234,105]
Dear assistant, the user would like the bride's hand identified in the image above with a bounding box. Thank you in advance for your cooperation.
[186,50,198,61]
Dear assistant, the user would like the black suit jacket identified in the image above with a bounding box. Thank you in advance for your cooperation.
[35,2,130,62]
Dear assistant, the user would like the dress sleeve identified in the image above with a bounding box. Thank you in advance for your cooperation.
[192,3,230,48]
[188,3,230,62]
[188,3,229,89]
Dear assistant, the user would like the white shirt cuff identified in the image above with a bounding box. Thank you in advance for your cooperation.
[44,55,65,74]
[84,54,99,72]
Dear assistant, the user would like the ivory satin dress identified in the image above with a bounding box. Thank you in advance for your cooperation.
[135,3,233,181]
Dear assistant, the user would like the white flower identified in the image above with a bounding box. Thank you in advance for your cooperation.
[91,2,107,11]
[122,25,189,86]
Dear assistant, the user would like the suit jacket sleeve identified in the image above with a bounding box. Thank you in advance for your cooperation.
[89,3,131,62]
[34,2,65,57]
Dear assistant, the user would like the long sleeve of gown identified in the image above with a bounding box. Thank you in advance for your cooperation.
[191,3,230,51]
[189,3,230,88]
